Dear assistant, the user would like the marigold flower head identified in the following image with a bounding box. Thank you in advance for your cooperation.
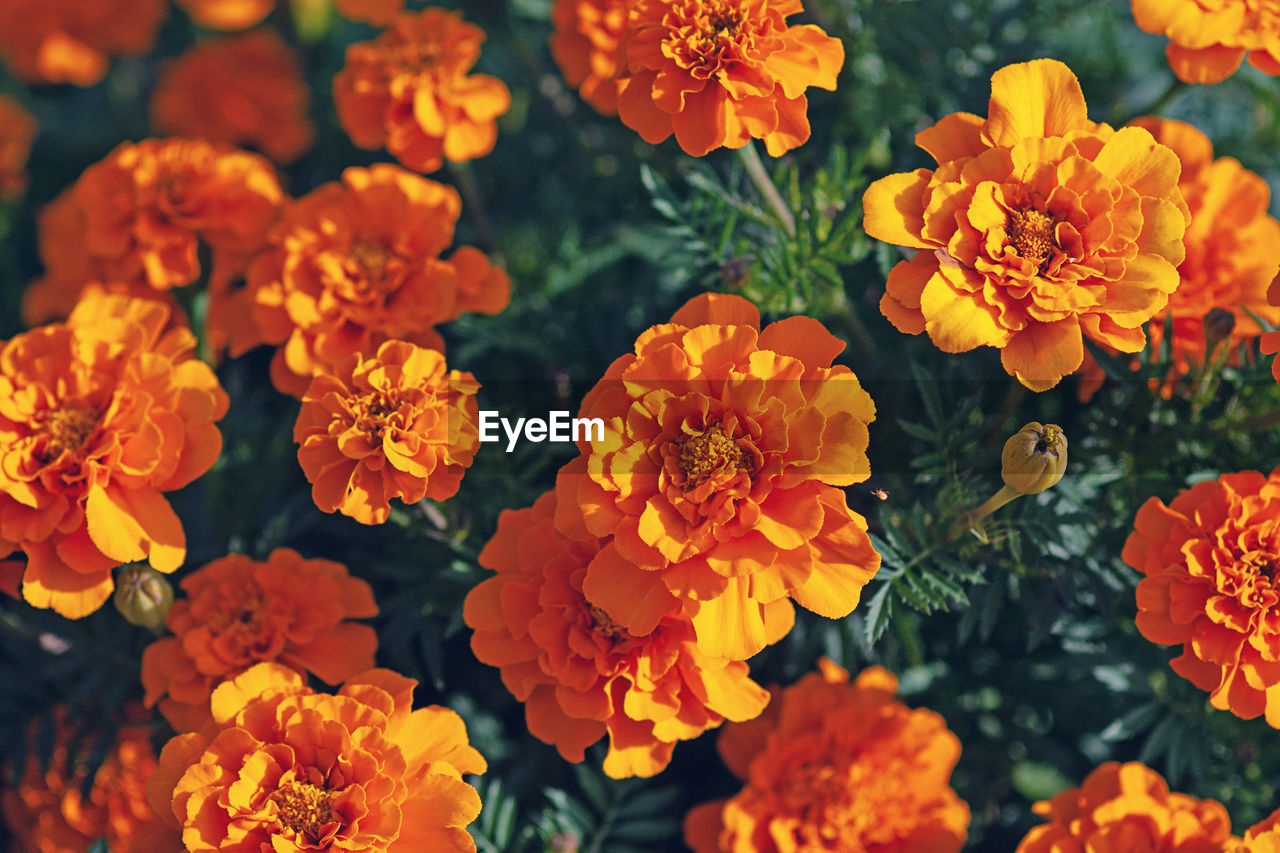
[175,0,274,30]
[151,31,315,165]
[551,0,627,115]
[0,0,166,86]
[1234,809,1280,852]
[614,0,843,156]
[862,59,1190,391]
[554,292,880,661]
[147,662,488,853]
[464,491,776,779]
[684,660,970,853]
[295,341,481,524]
[248,163,509,396]
[1015,761,1233,852]
[0,95,37,202]
[140,548,379,733]
[1132,0,1280,83]
[0,292,229,619]
[333,8,511,174]
[1124,466,1280,725]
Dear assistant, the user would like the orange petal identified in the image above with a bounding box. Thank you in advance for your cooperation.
[1000,320,1084,391]
[984,59,1089,148]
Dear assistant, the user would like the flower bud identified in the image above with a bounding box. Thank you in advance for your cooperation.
[113,565,174,629]
[1001,422,1067,495]
[1202,308,1235,349]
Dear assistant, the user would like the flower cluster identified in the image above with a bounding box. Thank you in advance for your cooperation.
[0,95,36,202]
[1132,0,1280,83]
[0,0,166,86]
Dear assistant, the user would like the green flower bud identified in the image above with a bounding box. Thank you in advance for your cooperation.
[113,565,174,629]
[1001,422,1067,495]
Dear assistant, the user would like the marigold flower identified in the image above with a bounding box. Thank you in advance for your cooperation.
[248,163,509,396]
[613,0,843,157]
[1234,810,1280,852]
[1014,761,1233,852]
[554,292,880,661]
[551,0,627,115]
[0,0,166,86]
[333,8,511,174]
[1132,0,1280,83]
[140,548,379,733]
[862,59,1189,391]
[0,95,37,202]
[151,31,315,165]
[1124,466,1280,725]
[0,292,228,619]
[1,708,182,853]
[175,0,274,30]
[147,662,487,853]
[464,491,776,779]
[336,0,404,26]
[295,341,481,525]
[684,660,970,853]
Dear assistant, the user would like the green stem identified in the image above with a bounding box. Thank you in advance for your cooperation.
[951,484,1022,540]
[737,141,795,237]
[447,160,497,254]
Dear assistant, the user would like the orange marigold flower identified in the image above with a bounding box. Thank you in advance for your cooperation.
[0,95,37,201]
[1015,761,1233,852]
[1,708,183,853]
[1123,467,1280,725]
[0,292,228,619]
[464,491,775,779]
[1263,274,1280,387]
[140,548,379,733]
[554,292,880,661]
[551,0,627,115]
[1132,0,1280,83]
[147,662,487,853]
[336,0,404,26]
[614,0,843,157]
[175,0,274,30]
[684,660,970,853]
[862,59,1190,392]
[295,340,481,524]
[333,8,511,174]
[0,0,166,86]
[248,163,509,397]
[1234,809,1280,852]
[151,31,315,165]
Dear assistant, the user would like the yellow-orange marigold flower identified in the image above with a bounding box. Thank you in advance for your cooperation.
[140,548,379,733]
[1,708,182,853]
[147,662,487,853]
[151,31,314,165]
[248,163,509,397]
[464,491,775,779]
[1124,467,1280,725]
[614,0,843,157]
[862,59,1189,391]
[0,292,228,619]
[1234,810,1280,852]
[684,660,970,853]
[336,0,404,26]
[0,0,166,86]
[175,0,274,30]
[333,8,511,174]
[554,292,880,661]
[0,95,36,202]
[551,0,627,115]
[295,340,481,524]
[1132,0,1280,83]
[1015,761,1233,852]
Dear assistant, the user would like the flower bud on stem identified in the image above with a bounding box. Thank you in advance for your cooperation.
[951,422,1067,539]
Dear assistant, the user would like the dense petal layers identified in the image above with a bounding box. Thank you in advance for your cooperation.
[1123,467,1280,724]
[1236,809,1280,852]
[464,491,772,778]
[141,548,379,733]
[0,292,228,618]
[333,7,511,173]
[1131,0,1280,83]
[862,59,1188,391]
[614,0,844,156]
[551,0,628,115]
[0,0,166,85]
[1015,762,1233,852]
[0,95,37,201]
[684,660,969,853]
[295,341,481,524]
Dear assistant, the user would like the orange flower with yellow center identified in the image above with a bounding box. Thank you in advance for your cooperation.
[0,292,228,618]
[684,660,970,853]
[0,95,36,202]
[333,8,511,174]
[151,32,315,165]
[1132,0,1280,83]
[295,340,481,525]
[614,0,843,156]
[862,59,1190,391]
[147,663,488,853]
[0,0,166,86]
[141,548,379,733]
[248,164,509,397]
[175,0,274,30]
[1015,762,1233,852]
[554,292,880,661]
[464,491,775,779]
[1124,467,1280,725]
[551,0,628,115]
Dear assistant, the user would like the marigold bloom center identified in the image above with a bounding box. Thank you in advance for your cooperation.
[387,41,445,76]
[348,240,393,284]
[588,603,628,640]
[272,781,334,839]
[351,389,405,440]
[678,422,748,486]
[1008,208,1058,269]
[41,407,100,460]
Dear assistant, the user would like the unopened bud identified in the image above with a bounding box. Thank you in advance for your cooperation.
[1203,308,1235,348]
[1001,422,1067,495]
[113,565,174,629]
[720,257,751,290]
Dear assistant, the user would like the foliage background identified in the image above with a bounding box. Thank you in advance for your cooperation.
[2,0,1280,850]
